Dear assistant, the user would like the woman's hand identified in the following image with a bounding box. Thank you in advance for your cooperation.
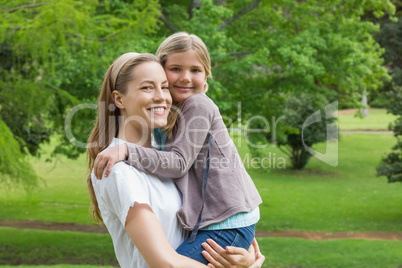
[249,239,265,268]
[94,143,128,179]
[201,238,265,268]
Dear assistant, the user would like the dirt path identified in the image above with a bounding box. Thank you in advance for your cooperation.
[255,230,402,241]
[1,220,402,241]
[340,130,392,134]
[338,108,359,115]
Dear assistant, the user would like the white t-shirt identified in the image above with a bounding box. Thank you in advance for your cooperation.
[91,138,187,268]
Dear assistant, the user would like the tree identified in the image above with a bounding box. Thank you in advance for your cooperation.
[0,0,396,187]
[0,0,162,187]
[0,119,38,190]
[208,0,394,168]
[273,94,337,169]
[376,1,402,183]
[376,85,402,182]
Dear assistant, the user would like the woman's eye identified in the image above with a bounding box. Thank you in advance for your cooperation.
[141,86,152,90]
[162,86,170,90]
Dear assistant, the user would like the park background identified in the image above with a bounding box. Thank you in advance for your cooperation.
[1,0,402,267]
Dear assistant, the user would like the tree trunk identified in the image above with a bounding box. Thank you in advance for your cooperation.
[361,90,369,117]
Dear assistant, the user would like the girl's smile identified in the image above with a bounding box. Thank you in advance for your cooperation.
[164,49,207,103]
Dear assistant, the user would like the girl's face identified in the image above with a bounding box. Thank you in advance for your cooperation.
[164,49,207,103]
[114,61,172,135]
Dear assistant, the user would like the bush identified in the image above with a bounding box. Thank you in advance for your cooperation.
[370,95,391,108]
[377,85,402,183]
[252,93,337,169]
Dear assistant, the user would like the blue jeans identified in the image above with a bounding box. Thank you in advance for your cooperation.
[176,225,255,264]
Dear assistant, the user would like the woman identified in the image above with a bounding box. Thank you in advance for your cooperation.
[86,52,264,267]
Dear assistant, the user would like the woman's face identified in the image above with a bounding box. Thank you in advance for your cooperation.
[116,61,172,133]
[164,49,207,103]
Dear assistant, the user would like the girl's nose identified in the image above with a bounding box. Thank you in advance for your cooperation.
[180,71,190,83]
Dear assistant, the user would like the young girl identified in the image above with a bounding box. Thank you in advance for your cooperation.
[94,33,262,264]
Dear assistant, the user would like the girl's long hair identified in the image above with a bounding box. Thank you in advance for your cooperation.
[86,53,160,223]
[156,32,212,138]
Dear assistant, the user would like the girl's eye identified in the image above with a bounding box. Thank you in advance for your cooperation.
[171,68,180,71]
[192,69,201,73]
[162,86,170,90]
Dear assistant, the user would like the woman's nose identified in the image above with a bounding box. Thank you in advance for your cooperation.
[153,87,165,102]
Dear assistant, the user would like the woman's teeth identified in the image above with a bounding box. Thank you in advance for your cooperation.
[150,107,164,113]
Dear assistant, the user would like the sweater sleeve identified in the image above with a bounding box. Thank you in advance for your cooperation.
[125,94,215,178]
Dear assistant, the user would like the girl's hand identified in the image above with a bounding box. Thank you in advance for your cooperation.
[201,238,265,268]
[94,143,128,179]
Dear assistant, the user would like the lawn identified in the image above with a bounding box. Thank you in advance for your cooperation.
[1,134,400,232]
[251,133,402,232]
[1,228,401,268]
[1,109,401,267]
[0,228,117,266]
[338,108,397,130]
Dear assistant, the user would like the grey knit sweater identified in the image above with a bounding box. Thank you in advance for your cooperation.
[126,93,262,231]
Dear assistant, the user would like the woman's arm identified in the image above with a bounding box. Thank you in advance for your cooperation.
[94,95,216,179]
[125,203,265,268]
[126,202,264,268]
[125,202,207,268]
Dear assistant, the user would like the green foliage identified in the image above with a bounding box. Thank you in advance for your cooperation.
[0,119,38,191]
[245,93,337,169]
[375,8,402,183]
[369,95,391,108]
[0,0,397,188]
[272,94,336,169]
[217,0,393,117]
[0,0,162,187]
[377,86,402,182]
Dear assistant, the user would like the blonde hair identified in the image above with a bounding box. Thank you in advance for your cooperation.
[86,53,160,223]
[156,32,212,137]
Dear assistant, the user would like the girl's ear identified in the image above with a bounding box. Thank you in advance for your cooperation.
[203,82,209,92]
[112,91,125,109]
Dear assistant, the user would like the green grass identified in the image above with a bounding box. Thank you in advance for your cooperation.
[0,266,115,268]
[1,134,400,232]
[257,237,402,268]
[338,108,397,130]
[0,266,114,268]
[0,147,92,224]
[251,133,402,232]
[0,227,117,266]
[1,227,401,268]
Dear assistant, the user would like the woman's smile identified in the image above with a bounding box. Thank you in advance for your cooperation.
[148,105,168,115]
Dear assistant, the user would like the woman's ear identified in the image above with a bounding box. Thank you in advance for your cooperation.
[112,91,125,109]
